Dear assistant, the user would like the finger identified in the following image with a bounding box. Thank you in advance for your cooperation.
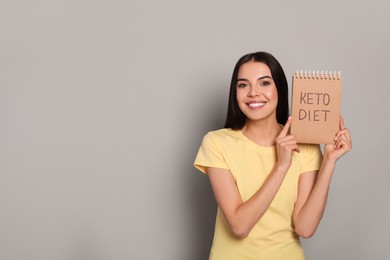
[275,135,298,148]
[276,134,297,142]
[335,116,351,142]
[290,144,300,153]
[334,135,352,151]
[277,138,298,147]
[285,143,300,153]
[334,128,352,144]
[278,116,292,138]
[340,116,345,130]
[277,139,300,153]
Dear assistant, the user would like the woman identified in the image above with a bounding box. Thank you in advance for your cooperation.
[194,52,352,260]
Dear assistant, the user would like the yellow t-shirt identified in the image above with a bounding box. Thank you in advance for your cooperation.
[194,129,322,260]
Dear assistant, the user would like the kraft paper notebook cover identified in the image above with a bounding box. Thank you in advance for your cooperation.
[291,70,342,144]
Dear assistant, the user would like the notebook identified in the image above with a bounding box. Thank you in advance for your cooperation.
[291,70,342,144]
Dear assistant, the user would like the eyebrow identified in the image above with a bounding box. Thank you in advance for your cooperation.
[237,76,273,82]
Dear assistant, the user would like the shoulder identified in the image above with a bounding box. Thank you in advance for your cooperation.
[203,128,241,143]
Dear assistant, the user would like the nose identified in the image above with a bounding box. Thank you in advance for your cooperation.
[247,85,261,97]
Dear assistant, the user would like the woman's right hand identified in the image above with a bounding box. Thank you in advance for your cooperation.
[275,116,300,169]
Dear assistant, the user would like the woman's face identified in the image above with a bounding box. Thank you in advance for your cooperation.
[236,61,278,123]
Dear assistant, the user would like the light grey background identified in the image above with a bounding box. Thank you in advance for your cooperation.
[1,0,389,259]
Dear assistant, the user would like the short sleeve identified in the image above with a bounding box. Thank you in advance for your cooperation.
[300,144,323,174]
[194,132,229,174]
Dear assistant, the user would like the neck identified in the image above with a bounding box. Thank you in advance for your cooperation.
[241,118,282,147]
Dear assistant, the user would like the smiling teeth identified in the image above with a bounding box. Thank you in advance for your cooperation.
[248,103,265,108]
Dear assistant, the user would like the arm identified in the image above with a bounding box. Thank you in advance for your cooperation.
[293,116,352,238]
[207,163,288,238]
[207,117,299,238]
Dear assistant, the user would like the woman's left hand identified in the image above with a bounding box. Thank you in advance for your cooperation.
[324,116,352,161]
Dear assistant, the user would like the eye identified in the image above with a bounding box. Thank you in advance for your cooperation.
[237,83,248,88]
[260,81,271,86]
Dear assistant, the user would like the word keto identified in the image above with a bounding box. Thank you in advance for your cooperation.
[299,92,331,122]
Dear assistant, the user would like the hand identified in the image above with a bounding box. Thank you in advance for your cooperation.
[324,116,352,161]
[275,116,300,169]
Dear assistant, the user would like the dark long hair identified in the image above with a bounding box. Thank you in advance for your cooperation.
[224,52,289,129]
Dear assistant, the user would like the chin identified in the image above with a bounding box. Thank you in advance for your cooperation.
[244,112,276,123]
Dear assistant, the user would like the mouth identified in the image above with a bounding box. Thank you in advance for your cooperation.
[247,102,266,109]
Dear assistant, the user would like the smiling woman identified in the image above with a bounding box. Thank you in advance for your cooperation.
[194,52,352,260]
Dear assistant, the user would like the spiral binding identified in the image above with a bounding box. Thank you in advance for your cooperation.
[294,70,341,80]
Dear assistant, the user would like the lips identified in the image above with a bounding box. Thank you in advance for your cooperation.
[247,102,266,108]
